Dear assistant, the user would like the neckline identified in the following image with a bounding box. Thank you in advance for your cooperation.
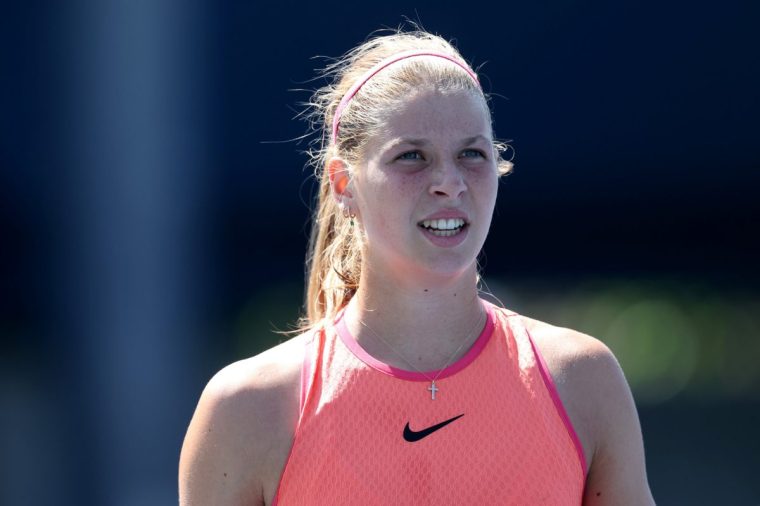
[333,300,495,382]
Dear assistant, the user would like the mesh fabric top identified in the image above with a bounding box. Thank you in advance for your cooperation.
[273,302,585,505]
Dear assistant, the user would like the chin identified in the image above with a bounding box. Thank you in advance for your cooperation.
[416,257,479,282]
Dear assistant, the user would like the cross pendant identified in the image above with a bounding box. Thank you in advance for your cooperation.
[428,381,439,400]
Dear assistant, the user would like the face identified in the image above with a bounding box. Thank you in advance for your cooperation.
[346,88,499,282]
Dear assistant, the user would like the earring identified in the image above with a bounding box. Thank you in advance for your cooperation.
[340,204,356,226]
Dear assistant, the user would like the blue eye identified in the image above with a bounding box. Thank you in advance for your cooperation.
[397,151,424,161]
[461,149,485,159]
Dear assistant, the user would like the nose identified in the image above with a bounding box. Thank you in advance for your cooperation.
[429,160,467,199]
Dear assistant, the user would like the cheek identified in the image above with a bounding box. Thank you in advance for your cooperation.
[359,177,422,234]
[471,170,499,201]
[367,172,424,205]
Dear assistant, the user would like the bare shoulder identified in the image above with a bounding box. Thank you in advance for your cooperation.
[521,316,655,505]
[521,315,615,390]
[520,317,611,466]
[179,333,307,506]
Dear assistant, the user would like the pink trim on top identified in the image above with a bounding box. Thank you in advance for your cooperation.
[523,324,588,478]
[299,331,316,413]
[272,328,321,506]
[334,301,495,382]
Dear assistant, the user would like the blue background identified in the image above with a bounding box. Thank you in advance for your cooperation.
[1,1,758,504]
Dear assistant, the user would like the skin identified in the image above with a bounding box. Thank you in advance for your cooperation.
[179,86,655,505]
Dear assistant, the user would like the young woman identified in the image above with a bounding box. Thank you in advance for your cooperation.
[179,30,655,505]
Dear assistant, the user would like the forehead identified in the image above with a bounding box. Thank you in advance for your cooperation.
[373,88,491,145]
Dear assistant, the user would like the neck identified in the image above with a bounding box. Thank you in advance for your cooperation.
[343,265,485,370]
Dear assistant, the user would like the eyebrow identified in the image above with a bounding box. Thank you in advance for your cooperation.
[392,134,490,148]
[394,138,427,147]
[461,135,490,145]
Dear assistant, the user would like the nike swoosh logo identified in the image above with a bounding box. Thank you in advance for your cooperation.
[403,413,464,442]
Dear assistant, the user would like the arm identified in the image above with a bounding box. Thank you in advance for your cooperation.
[578,341,655,505]
[179,363,266,506]
[525,319,655,505]
[179,337,304,506]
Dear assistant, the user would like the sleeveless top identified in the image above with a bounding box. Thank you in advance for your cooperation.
[272,301,587,505]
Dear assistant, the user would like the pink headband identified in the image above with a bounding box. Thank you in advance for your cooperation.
[331,50,480,144]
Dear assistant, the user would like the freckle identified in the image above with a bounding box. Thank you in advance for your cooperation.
[424,289,428,292]
[224,473,228,478]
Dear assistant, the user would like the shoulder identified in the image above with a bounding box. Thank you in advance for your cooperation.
[521,315,623,407]
[518,317,610,465]
[199,332,306,434]
[205,331,307,406]
[521,315,655,504]
[179,332,309,505]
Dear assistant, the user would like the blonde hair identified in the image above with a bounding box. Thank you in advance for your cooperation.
[299,29,513,329]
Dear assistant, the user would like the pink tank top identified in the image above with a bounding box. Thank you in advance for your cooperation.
[273,301,586,505]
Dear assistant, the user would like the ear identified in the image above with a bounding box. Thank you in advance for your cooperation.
[327,157,353,199]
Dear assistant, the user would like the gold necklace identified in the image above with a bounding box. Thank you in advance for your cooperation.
[356,304,486,400]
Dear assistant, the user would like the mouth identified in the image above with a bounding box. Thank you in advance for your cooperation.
[418,218,468,237]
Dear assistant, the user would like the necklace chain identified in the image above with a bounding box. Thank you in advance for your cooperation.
[356,304,486,400]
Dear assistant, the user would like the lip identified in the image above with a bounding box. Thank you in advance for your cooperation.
[418,209,470,223]
[417,209,470,248]
[418,223,469,248]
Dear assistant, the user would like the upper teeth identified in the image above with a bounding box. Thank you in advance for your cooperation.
[421,218,465,230]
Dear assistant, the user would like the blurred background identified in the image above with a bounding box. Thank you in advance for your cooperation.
[1,0,758,504]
